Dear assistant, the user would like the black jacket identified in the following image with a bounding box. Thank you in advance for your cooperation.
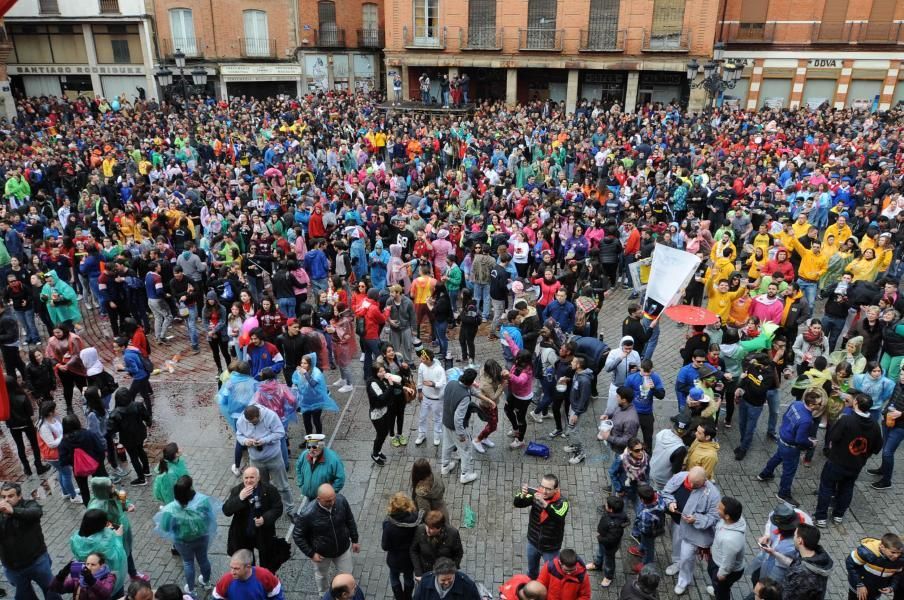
[0,312,19,347]
[7,391,34,430]
[513,491,568,553]
[25,359,56,398]
[223,481,283,571]
[826,412,882,471]
[293,493,359,559]
[519,312,541,354]
[381,510,423,571]
[409,523,464,576]
[782,546,833,600]
[411,570,480,600]
[0,498,48,569]
[622,317,650,355]
[58,429,106,470]
[597,508,629,550]
[275,331,308,370]
[618,580,658,600]
[108,399,150,445]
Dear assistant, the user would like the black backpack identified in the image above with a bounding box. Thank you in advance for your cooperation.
[460,301,481,326]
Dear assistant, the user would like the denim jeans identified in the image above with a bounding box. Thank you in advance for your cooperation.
[593,543,618,579]
[148,298,173,340]
[641,317,659,361]
[388,566,414,598]
[173,535,212,593]
[88,275,105,315]
[760,441,802,497]
[490,299,506,336]
[797,279,817,308]
[4,551,61,600]
[13,309,40,344]
[821,314,847,353]
[186,304,199,349]
[765,389,780,437]
[878,426,904,485]
[47,459,77,498]
[472,282,491,319]
[608,452,625,493]
[449,289,459,314]
[277,297,296,319]
[814,461,859,520]
[434,320,448,358]
[363,338,382,379]
[738,401,764,451]
[526,541,559,579]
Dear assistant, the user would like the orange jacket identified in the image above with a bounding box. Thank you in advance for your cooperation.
[537,557,591,600]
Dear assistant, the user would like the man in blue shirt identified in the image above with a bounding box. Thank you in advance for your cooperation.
[542,289,576,333]
[115,336,154,420]
[304,239,330,298]
[756,389,821,508]
[675,350,705,412]
[144,261,173,344]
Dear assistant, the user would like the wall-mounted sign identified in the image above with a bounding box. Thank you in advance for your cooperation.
[9,65,145,75]
[808,59,838,68]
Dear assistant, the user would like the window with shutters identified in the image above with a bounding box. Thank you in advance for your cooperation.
[467,0,497,48]
[586,0,619,49]
[526,0,557,49]
[243,9,269,56]
[413,0,439,42]
[111,39,130,63]
[361,3,379,46]
[650,0,685,49]
[318,1,339,45]
[737,0,767,40]
[864,0,894,42]
[168,9,197,56]
[818,0,848,41]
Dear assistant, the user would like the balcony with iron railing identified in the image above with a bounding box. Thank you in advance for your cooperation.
[98,0,119,14]
[642,28,689,51]
[402,25,447,49]
[579,28,626,52]
[518,28,564,51]
[239,37,277,58]
[0,26,11,63]
[459,26,503,50]
[357,28,384,48]
[161,38,204,58]
[313,27,346,48]
[39,0,60,14]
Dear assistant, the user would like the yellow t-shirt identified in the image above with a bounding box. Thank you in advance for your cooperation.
[411,276,435,305]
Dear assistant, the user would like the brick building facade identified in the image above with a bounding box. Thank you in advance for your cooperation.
[718,0,904,111]
[382,0,722,111]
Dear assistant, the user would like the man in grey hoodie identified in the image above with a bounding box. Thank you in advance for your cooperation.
[440,368,479,485]
[562,355,595,464]
[706,496,747,600]
[661,466,722,596]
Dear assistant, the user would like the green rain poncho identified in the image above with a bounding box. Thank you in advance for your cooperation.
[153,492,221,544]
[152,456,191,506]
[69,528,127,596]
[40,270,82,325]
[87,477,134,555]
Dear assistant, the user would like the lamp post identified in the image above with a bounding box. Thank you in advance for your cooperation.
[686,42,742,109]
[155,49,208,143]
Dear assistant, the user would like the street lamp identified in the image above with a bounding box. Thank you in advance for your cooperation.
[155,49,208,142]
[686,42,741,109]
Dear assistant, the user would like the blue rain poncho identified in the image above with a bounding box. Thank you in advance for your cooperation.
[217,372,260,431]
[292,352,339,414]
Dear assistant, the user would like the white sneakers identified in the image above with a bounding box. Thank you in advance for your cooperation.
[481,439,495,448]
[198,576,213,591]
[460,472,478,484]
[440,461,458,475]
[674,584,686,595]
[528,411,543,423]
[510,439,525,449]
[665,563,680,576]
[433,435,441,446]
[359,353,365,362]
[706,585,715,596]
[337,384,354,393]
[472,439,486,454]
[414,433,427,446]
[230,464,241,476]
[331,378,345,387]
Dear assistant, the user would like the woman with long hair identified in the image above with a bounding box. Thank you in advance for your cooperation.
[376,344,415,448]
[25,348,56,402]
[70,509,128,597]
[503,349,535,449]
[472,359,505,454]
[84,386,128,482]
[4,375,50,477]
[292,353,339,436]
[430,282,453,360]
[457,288,480,368]
[366,364,394,465]
[38,400,80,503]
[381,492,422,600]
[410,458,447,518]
[45,323,88,413]
[152,442,190,508]
[330,302,357,393]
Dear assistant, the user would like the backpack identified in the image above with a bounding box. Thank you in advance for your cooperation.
[139,353,154,374]
[460,301,481,327]
[73,447,99,477]
[639,504,666,538]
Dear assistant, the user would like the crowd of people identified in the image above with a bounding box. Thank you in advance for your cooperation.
[0,88,903,600]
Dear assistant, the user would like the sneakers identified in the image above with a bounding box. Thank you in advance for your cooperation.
[814,519,827,528]
[832,516,843,524]
[359,353,365,362]
[706,585,715,596]
[433,435,441,446]
[472,439,486,454]
[563,443,581,453]
[440,461,458,475]
[460,472,478,485]
[414,433,427,446]
[871,481,892,490]
[391,436,402,448]
[755,474,774,482]
[397,435,408,446]
[506,429,517,437]
[802,457,812,467]
[69,496,83,504]
[129,478,148,486]
[733,448,746,461]
[528,411,543,423]
[337,384,354,393]
[509,439,525,449]
[35,464,51,476]
[371,454,386,466]
[481,438,495,448]
[568,452,586,465]
[548,429,563,439]
[331,378,345,387]
[230,464,241,476]
[775,492,799,508]
[665,563,680,576]
[674,584,686,596]
[867,467,883,475]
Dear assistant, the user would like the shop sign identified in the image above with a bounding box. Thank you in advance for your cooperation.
[9,65,145,75]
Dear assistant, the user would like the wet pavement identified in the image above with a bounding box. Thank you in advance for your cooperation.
[1,292,902,599]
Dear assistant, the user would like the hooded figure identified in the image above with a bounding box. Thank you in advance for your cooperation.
[369,240,390,290]
[387,244,411,292]
[828,335,867,374]
[292,352,340,415]
[216,368,259,431]
[41,270,82,325]
[350,233,368,283]
[153,487,221,546]
[70,510,128,597]
[87,476,135,558]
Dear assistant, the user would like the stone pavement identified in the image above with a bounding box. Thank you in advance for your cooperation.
[1,289,901,600]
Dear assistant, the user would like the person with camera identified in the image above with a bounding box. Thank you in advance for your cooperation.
[514,474,570,579]
[222,466,284,573]
[50,553,116,600]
